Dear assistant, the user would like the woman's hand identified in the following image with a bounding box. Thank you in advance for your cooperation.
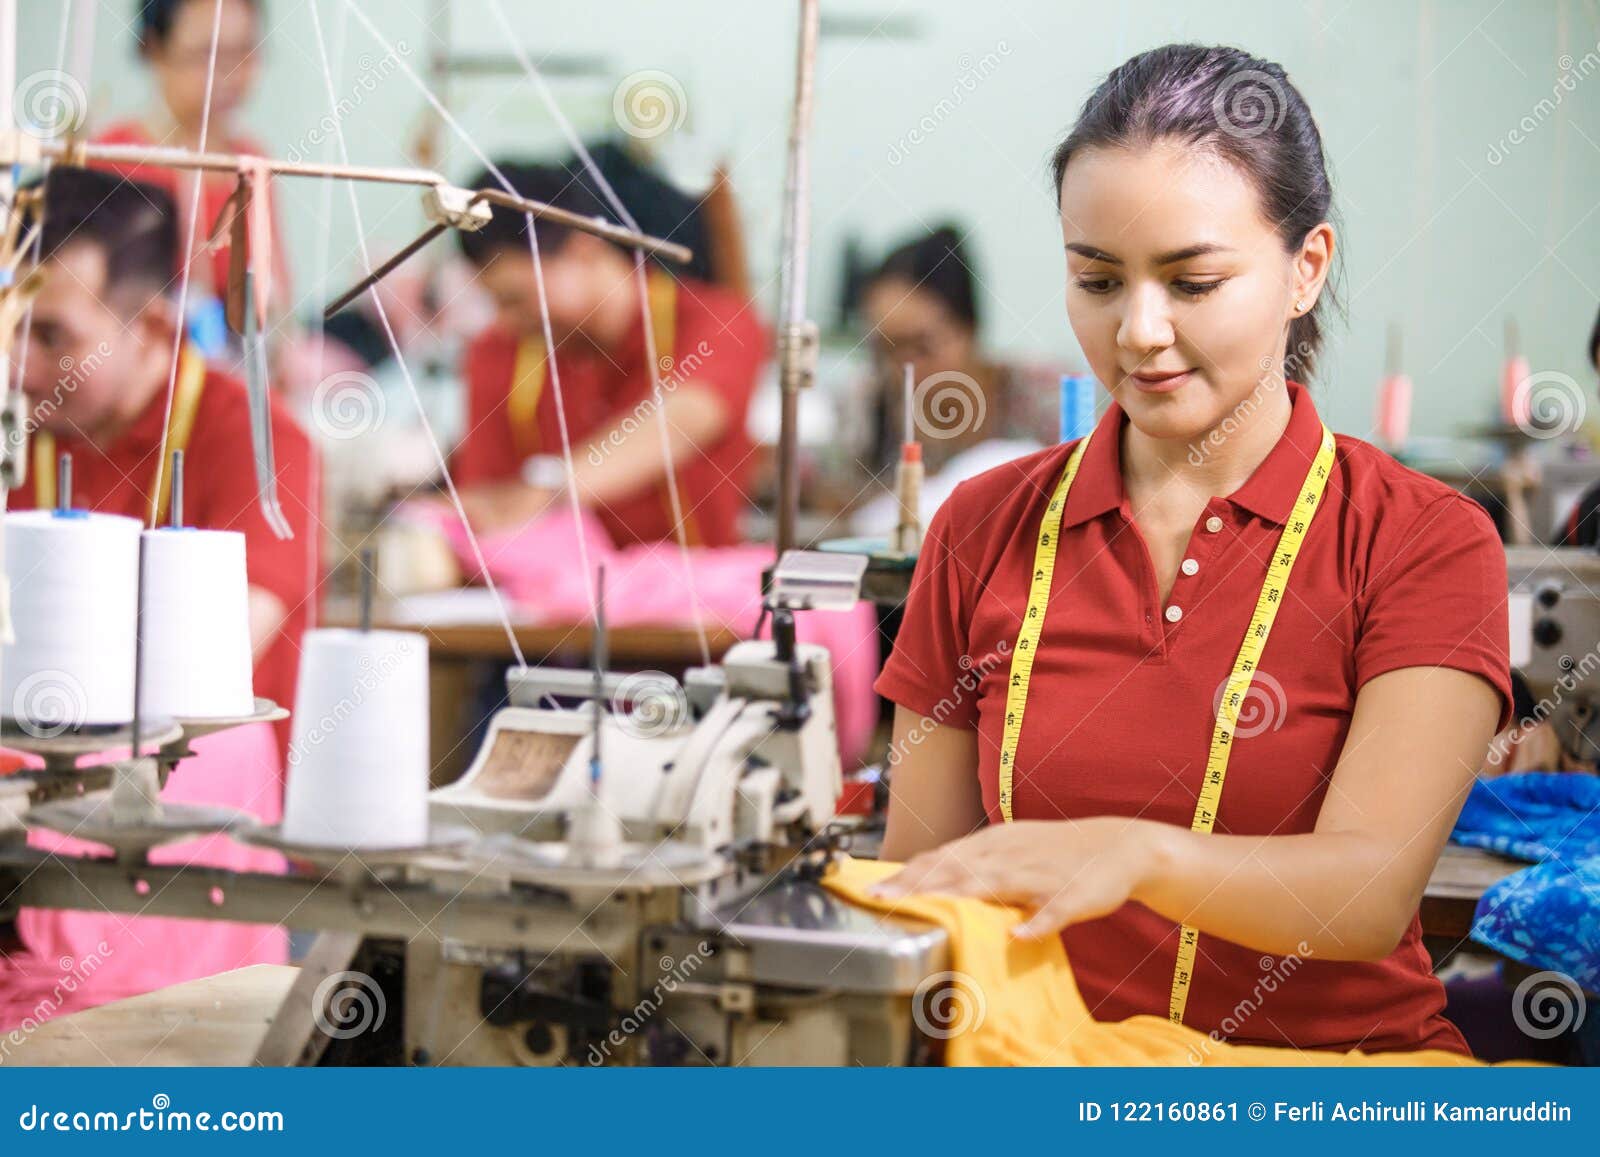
[868,817,1168,939]
[457,482,558,533]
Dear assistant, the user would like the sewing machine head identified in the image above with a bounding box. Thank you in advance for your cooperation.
[1506,545,1600,766]
[431,550,868,879]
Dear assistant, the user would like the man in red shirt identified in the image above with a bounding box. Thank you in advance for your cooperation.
[0,167,316,1025]
[11,167,315,756]
[451,162,766,547]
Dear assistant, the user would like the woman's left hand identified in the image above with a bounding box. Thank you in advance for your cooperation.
[868,818,1168,939]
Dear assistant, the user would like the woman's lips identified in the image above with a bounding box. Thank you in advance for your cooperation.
[1128,369,1194,393]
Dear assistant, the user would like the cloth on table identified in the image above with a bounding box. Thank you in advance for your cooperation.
[822,857,1506,1067]
[411,502,880,767]
[0,722,287,1034]
[1450,772,1600,992]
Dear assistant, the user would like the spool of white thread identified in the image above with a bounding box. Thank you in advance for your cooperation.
[138,528,256,719]
[1,510,141,730]
[282,628,430,848]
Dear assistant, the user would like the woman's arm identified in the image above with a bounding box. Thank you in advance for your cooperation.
[874,666,1499,961]
[879,705,987,862]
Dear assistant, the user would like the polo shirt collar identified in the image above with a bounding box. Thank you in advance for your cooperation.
[1059,378,1322,529]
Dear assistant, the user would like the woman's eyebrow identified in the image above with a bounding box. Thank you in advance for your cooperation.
[1065,242,1120,263]
[1063,242,1236,264]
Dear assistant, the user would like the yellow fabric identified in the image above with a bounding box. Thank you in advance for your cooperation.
[823,857,1507,1067]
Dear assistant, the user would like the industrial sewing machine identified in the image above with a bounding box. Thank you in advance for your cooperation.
[0,550,949,1067]
[1506,544,1600,766]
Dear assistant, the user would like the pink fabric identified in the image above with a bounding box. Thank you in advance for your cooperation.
[415,502,879,767]
[0,723,287,1033]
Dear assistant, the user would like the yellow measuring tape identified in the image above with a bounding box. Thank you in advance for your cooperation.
[507,267,699,544]
[33,344,208,523]
[996,420,1336,1024]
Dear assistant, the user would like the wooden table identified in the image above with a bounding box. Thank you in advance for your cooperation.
[1421,844,1526,939]
[0,965,296,1067]
[322,592,740,783]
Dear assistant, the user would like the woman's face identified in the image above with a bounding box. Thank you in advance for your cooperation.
[1058,138,1330,443]
[146,0,261,130]
[861,277,978,390]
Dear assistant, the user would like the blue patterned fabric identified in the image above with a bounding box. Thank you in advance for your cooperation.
[1451,773,1600,993]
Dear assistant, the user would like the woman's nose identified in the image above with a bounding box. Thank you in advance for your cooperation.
[1116,283,1175,358]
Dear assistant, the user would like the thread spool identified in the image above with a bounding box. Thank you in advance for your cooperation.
[1,510,141,730]
[138,528,255,719]
[1376,373,1413,452]
[282,628,429,848]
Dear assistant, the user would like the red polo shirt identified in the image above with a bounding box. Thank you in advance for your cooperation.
[876,379,1513,1055]
[452,276,766,548]
[10,362,317,765]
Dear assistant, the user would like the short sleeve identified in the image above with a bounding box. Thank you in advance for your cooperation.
[1355,493,1514,732]
[452,331,523,489]
[671,284,767,418]
[873,492,979,728]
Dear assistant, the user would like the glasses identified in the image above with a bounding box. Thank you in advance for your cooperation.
[160,42,260,72]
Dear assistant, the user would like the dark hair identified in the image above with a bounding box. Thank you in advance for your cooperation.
[1588,303,1600,370]
[33,167,178,301]
[138,0,261,51]
[1050,44,1339,378]
[456,161,620,267]
[867,224,980,331]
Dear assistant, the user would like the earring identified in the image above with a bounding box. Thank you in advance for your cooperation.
[1294,299,1306,314]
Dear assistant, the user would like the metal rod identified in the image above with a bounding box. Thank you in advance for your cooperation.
[45,139,446,188]
[48,143,693,264]
[323,222,446,318]
[474,188,693,264]
[774,0,821,555]
[169,449,184,528]
[56,451,70,511]
[323,189,693,318]
[131,533,147,758]
[590,563,606,790]
[358,546,375,632]
[903,363,914,444]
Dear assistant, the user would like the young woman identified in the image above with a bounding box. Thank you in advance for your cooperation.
[873,44,1512,1056]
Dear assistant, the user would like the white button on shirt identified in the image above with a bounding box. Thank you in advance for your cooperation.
[1165,605,1183,623]
[1205,516,1223,533]
[1181,558,1199,576]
